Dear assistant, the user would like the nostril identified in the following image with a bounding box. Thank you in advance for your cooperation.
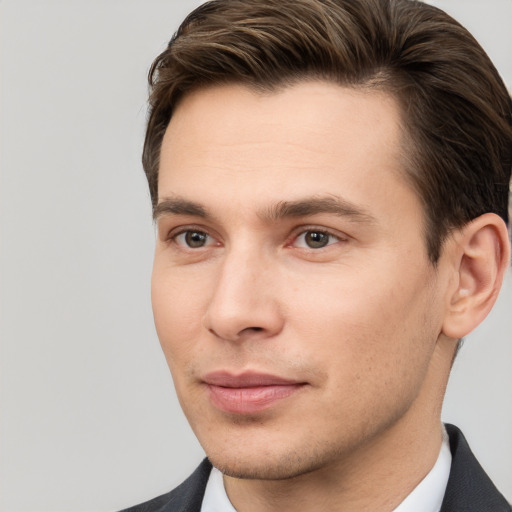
[244,326,263,333]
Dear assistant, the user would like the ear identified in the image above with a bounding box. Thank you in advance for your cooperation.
[442,213,510,339]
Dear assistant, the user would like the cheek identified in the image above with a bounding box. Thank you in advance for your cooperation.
[287,266,438,383]
[288,281,437,441]
[151,262,210,366]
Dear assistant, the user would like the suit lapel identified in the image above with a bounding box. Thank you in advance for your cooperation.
[440,424,511,511]
[119,459,212,512]
[164,458,212,512]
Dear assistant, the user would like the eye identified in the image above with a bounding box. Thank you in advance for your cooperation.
[293,230,340,249]
[174,230,213,248]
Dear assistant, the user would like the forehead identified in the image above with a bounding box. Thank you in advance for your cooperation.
[163,81,403,166]
[158,81,417,223]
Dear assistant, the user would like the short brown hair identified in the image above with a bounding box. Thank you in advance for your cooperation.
[143,0,512,262]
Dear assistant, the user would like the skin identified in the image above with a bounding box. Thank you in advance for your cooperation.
[151,82,509,511]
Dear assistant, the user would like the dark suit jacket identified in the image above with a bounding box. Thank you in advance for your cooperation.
[120,424,511,512]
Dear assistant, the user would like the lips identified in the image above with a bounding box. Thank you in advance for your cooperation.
[203,371,306,414]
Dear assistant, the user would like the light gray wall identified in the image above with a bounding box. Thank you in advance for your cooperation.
[0,1,510,511]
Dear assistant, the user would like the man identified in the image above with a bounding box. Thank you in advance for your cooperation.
[121,0,512,510]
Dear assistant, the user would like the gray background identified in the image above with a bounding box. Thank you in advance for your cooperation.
[1,1,511,511]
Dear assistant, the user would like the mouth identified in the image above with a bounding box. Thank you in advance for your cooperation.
[202,371,307,414]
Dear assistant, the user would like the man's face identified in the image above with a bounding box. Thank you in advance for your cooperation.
[152,82,449,479]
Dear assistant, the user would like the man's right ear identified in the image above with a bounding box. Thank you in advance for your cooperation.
[441,213,510,340]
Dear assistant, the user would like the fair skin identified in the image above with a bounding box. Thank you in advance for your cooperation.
[151,82,509,512]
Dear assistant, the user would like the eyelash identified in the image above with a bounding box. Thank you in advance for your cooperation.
[290,228,342,249]
[169,227,217,249]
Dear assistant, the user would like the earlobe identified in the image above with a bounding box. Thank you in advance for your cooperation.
[442,213,510,339]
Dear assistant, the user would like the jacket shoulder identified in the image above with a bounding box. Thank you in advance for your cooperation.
[441,424,511,511]
[118,459,212,512]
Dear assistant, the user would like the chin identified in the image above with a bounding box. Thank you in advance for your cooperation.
[204,439,337,481]
[209,455,316,481]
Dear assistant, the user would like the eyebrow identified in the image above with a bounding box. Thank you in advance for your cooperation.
[260,196,377,224]
[153,197,207,220]
[154,195,376,224]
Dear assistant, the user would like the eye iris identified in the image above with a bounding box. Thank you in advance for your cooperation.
[185,231,207,247]
[305,231,329,248]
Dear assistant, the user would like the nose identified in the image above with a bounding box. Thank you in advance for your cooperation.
[202,250,284,342]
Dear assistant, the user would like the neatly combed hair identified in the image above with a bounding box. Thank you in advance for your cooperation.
[144,0,512,262]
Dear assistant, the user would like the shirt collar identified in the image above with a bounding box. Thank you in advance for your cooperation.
[202,465,237,512]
